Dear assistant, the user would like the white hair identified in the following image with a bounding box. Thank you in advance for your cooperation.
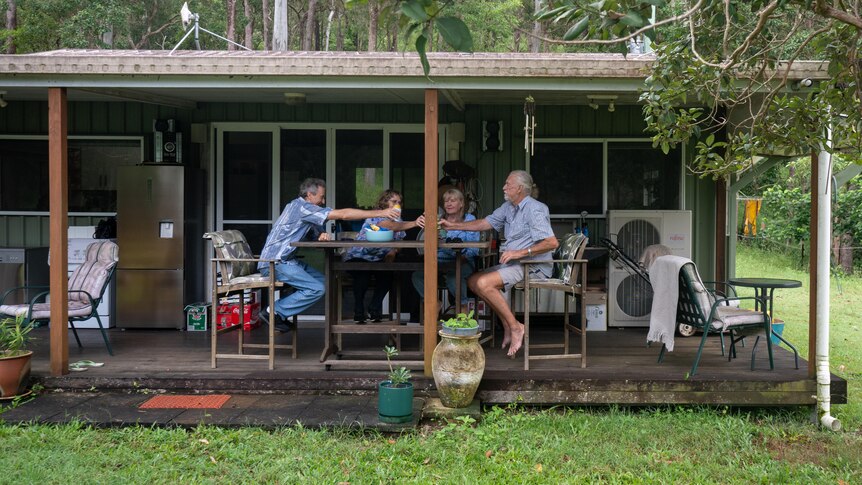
[509,170,537,197]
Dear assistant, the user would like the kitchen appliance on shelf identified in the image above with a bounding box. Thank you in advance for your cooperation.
[116,164,203,328]
[0,247,49,304]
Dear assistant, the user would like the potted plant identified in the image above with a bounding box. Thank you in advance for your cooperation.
[377,345,414,423]
[0,315,34,399]
[432,310,485,408]
[439,310,479,336]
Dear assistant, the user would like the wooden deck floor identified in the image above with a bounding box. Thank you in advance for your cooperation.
[27,323,847,406]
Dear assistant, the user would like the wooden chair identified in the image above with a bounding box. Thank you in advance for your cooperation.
[0,240,117,356]
[658,261,772,376]
[204,230,297,370]
[513,233,588,370]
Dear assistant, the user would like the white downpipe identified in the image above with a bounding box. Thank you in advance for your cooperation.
[816,128,841,431]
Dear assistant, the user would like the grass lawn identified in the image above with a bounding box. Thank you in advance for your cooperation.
[0,245,859,482]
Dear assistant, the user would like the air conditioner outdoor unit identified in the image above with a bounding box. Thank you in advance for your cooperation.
[607,210,691,327]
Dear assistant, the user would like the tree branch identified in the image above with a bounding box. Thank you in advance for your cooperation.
[815,0,862,28]
[522,0,706,46]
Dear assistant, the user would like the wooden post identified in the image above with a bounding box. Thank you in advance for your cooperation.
[423,89,439,376]
[808,151,817,378]
[48,88,69,376]
[715,177,727,283]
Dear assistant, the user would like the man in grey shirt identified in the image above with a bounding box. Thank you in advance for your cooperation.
[258,178,399,331]
[441,170,559,357]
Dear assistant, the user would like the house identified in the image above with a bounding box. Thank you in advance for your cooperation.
[0,50,844,408]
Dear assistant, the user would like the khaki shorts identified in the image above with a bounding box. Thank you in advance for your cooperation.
[485,262,551,300]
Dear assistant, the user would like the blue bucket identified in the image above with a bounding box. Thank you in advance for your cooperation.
[770,319,785,345]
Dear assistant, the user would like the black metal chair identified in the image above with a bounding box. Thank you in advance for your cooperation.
[0,240,117,355]
[659,261,772,376]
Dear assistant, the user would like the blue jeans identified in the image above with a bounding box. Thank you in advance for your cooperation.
[260,259,325,318]
[411,259,475,304]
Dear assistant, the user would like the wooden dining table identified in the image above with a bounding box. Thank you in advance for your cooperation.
[291,239,492,369]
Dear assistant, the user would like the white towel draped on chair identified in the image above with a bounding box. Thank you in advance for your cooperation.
[647,255,692,352]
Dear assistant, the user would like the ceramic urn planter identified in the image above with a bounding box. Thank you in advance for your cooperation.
[432,330,485,408]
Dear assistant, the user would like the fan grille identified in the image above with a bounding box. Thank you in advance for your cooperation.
[617,219,660,261]
[616,273,654,317]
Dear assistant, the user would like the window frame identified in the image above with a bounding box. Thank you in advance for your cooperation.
[527,137,685,218]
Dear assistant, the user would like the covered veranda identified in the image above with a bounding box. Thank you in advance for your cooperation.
[0,50,843,409]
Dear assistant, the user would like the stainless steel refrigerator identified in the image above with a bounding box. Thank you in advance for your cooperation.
[116,164,203,328]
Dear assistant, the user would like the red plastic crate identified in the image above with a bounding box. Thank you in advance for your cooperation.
[215,301,260,330]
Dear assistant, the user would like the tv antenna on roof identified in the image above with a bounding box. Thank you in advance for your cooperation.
[170,2,251,55]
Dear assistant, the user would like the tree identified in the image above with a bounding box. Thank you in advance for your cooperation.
[273,0,288,50]
[302,0,318,50]
[368,0,862,178]
[5,0,16,54]
[226,0,236,50]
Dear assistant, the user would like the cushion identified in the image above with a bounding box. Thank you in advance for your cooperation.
[553,233,586,285]
[715,306,767,331]
[205,230,257,281]
[1,301,94,320]
[67,240,118,303]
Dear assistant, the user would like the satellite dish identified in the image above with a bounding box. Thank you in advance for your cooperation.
[181,2,193,29]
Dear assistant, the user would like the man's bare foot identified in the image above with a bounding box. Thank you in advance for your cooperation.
[501,331,511,350]
[507,323,525,358]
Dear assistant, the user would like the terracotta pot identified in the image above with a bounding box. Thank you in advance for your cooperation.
[0,351,32,398]
[432,331,485,408]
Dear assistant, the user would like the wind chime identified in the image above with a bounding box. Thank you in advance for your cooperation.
[523,96,536,156]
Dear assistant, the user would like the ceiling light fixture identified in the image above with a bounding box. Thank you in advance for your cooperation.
[587,95,618,112]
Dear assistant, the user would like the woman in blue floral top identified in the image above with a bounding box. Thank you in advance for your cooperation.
[344,189,425,323]
[411,188,481,309]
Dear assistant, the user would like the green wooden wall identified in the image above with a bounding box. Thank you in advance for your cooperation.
[0,99,716,277]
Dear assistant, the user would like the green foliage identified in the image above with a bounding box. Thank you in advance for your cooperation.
[348,0,474,75]
[440,310,478,329]
[0,315,33,356]
[759,186,811,246]
[834,175,862,237]
[383,345,411,386]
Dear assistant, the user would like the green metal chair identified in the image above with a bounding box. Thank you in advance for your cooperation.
[0,240,116,356]
[658,261,772,376]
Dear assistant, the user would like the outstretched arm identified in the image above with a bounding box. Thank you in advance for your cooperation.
[379,214,425,231]
[440,217,492,232]
[328,207,400,221]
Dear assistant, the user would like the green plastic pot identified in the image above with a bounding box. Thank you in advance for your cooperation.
[378,381,414,423]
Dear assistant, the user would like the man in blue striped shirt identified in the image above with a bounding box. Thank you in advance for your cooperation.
[441,170,559,357]
[258,178,399,331]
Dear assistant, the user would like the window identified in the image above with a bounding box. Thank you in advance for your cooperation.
[280,129,327,207]
[223,131,272,221]
[529,142,604,215]
[389,132,424,220]
[529,139,683,216]
[335,130,383,209]
[0,137,142,213]
[607,142,681,210]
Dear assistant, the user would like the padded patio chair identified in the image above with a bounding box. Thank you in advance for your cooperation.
[512,233,588,370]
[204,230,297,370]
[658,261,772,376]
[0,240,117,356]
